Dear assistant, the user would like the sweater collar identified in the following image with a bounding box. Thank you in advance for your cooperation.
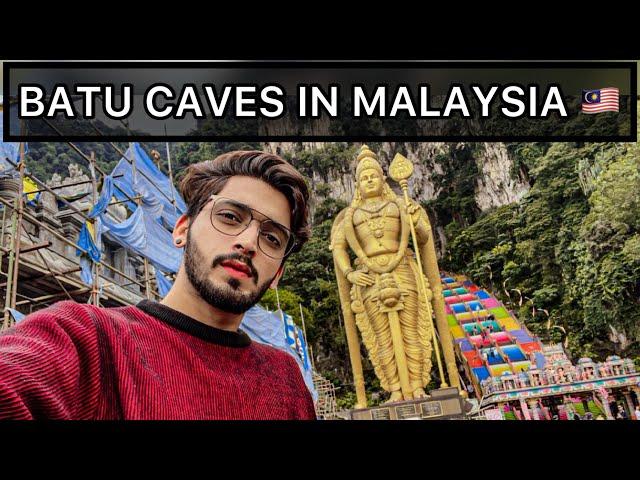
[136,300,251,348]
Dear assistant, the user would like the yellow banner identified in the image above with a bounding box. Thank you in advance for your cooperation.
[86,220,96,240]
[23,177,39,202]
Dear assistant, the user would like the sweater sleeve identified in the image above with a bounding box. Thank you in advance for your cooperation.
[0,301,102,420]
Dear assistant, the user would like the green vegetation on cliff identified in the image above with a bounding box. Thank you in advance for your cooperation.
[445,141,640,360]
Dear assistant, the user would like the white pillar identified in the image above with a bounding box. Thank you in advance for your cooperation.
[528,399,540,420]
[520,399,532,420]
[597,392,614,419]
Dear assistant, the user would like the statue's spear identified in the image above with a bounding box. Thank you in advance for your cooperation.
[389,153,448,388]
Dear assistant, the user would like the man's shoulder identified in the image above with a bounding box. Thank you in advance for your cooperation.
[40,300,133,317]
[17,301,143,331]
[249,340,289,358]
[249,341,300,368]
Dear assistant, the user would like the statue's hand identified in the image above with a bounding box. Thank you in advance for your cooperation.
[406,201,422,224]
[347,271,375,287]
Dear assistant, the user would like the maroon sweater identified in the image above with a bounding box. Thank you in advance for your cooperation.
[0,300,316,420]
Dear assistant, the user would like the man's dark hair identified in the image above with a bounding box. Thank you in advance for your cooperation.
[179,150,311,254]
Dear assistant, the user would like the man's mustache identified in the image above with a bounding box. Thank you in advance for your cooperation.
[211,252,259,285]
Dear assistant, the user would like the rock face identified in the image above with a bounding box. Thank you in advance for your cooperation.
[264,141,531,245]
[474,143,529,210]
[608,324,631,352]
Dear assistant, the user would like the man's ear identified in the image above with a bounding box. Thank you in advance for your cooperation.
[270,265,285,289]
[173,214,190,248]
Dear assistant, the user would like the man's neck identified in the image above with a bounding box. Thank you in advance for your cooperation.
[160,277,243,332]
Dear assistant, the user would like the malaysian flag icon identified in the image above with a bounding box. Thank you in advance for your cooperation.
[582,87,619,114]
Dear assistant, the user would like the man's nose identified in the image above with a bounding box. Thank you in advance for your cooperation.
[233,221,260,257]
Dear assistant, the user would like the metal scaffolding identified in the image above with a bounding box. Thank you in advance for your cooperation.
[312,372,340,419]
[0,120,177,330]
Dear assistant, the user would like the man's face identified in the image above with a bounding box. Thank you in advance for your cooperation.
[358,168,383,199]
[182,176,290,314]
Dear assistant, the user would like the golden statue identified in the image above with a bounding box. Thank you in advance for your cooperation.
[330,145,460,408]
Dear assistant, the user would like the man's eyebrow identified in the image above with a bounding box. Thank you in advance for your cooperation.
[218,197,291,230]
[251,204,291,230]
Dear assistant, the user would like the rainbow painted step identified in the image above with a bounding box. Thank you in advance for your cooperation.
[441,272,554,390]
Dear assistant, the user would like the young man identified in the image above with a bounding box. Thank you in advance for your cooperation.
[0,151,317,420]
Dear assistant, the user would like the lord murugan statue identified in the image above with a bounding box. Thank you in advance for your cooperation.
[331,145,460,408]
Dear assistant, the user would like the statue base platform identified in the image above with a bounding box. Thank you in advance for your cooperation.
[348,387,470,420]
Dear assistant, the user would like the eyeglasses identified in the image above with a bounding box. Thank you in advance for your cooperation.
[207,195,296,259]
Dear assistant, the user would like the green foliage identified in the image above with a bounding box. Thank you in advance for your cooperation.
[336,390,358,410]
[171,141,261,183]
[282,143,357,181]
[259,288,313,332]
[425,144,481,229]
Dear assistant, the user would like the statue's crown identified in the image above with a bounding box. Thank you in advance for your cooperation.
[356,145,384,178]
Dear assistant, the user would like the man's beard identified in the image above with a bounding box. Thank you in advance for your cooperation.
[183,230,273,315]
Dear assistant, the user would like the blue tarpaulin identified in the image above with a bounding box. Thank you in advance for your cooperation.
[284,312,297,348]
[76,221,101,262]
[76,194,104,285]
[76,170,184,281]
[90,175,114,217]
[111,143,186,230]
[102,207,145,252]
[154,267,174,297]
[295,325,311,371]
[100,206,183,274]
[241,306,317,400]
[79,257,93,285]
[75,175,112,283]
[8,308,25,324]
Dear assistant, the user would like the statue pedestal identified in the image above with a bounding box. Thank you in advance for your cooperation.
[349,387,470,420]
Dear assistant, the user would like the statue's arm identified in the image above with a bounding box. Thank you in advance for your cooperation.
[412,205,433,247]
[330,226,354,277]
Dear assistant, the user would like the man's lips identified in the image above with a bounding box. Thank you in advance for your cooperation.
[220,260,252,278]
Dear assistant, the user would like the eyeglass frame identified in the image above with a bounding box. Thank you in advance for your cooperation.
[204,194,297,259]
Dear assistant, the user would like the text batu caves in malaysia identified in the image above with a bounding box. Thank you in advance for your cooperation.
[17,83,568,120]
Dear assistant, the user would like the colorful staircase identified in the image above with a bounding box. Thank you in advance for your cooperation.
[441,273,543,399]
